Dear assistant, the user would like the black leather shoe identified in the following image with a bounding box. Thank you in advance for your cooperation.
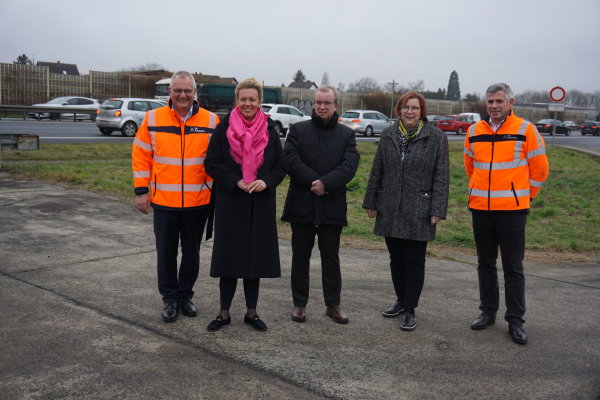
[161,301,178,322]
[179,298,197,317]
[382,301,404,318]
[244,314,267,331]
[471,314,495,330]
[508,324,528,345]
[400,312,416,331]
[207,315,231,332]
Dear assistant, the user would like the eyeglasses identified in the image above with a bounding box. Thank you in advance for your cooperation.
[170,89,195,94]
[401,106,421,112]
[315,101,335,107]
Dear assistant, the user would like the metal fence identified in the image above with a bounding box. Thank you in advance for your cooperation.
[0,63,156,105]
[0,62,590,122]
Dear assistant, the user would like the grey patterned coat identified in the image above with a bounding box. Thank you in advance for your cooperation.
[362,122,449,241]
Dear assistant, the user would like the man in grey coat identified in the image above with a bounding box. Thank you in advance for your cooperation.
[282,85,359,324]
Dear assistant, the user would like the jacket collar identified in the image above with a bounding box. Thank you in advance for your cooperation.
[311,109,340,129]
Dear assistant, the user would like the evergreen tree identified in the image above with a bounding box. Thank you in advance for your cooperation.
[321,71,330,85]
[447,70,461,101]
[293,70,306,83]
[14,54,33,65]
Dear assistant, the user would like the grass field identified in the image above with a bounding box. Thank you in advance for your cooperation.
[2,141,599,254]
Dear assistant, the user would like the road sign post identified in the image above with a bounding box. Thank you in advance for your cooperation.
[548,86,566,136]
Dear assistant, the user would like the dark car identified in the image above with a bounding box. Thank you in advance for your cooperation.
[534,119,570,136]
[581,120,600,136]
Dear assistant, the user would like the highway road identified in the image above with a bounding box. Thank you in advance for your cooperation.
[1,119,599,149]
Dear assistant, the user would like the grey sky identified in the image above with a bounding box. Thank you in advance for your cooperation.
[2,0,599,97]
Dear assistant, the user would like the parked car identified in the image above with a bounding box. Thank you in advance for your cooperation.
[581,120,600,136]
[436,114,475,135]
[563,120,578,129]
[534,119,570,136]
[459,112,481,122]
[260,103,310,136]
[28,96,100,120]
[339,110,393,136]
[427,115,448,127]
[96,98,165,137]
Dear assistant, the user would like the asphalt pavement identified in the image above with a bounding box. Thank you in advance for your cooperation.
[0,171,599,400]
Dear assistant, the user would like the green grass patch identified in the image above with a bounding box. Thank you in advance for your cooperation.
[2,142,599,252]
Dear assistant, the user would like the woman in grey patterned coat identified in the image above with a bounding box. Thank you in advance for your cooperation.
[362,91,449,331]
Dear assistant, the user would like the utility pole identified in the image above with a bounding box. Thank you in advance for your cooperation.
[388,79,397,118]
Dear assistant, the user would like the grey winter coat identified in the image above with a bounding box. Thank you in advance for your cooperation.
[362,122,449,241]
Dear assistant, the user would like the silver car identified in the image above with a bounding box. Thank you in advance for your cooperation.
[339,110,393,136]
[28,96,100,120]
[96,98,164,137]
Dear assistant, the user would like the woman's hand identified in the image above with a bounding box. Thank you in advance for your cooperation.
[431,216,442,225]
[366,209,376,218]
[247,179,267,193]
[237,179,249,192]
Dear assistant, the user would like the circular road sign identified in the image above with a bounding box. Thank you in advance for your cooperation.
[549,86,566,102]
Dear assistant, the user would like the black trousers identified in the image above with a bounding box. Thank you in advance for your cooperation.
[154,208,208,303]
[384,237,428,312]
[219,277,260,310]
[291,223,343,307]
[472,211,527,323]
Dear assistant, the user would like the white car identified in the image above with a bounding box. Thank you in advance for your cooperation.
[96,98,164,137]
[28,96,100,120]
[261,103,310,136]
[339,110,393,136]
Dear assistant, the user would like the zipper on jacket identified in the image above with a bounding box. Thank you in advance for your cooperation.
[180,120,185,208]
[153,174,157,196]
[487,133,495,211]
[511,181,519,206]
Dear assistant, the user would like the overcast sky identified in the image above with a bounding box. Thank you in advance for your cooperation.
[2,0,599,97]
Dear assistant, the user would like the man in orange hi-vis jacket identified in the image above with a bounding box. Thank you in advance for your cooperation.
[132,71,219,323]
[464,82,549,345]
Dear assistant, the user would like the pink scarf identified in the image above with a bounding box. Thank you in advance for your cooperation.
[226,106,269,183]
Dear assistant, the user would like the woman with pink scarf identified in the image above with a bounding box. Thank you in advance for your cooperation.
[204,78,286,332]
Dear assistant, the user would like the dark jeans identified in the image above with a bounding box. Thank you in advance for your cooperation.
[219,277,260,310]
[291,223,343,307]
[472,211,527,323]
[384,237,428,312]
[154,208,208,303]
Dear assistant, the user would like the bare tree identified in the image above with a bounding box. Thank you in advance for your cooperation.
[348,77,380,93]
[337,82,346,93]
[122,62,165,71]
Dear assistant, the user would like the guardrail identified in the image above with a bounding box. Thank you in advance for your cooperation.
[0,105,97,121]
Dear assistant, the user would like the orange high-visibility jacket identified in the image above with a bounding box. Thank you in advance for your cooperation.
[132,102,219,209]
[464,112,549,211]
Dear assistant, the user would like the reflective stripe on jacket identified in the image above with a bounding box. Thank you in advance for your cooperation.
[132,102,219,209]
[463,112,549,211]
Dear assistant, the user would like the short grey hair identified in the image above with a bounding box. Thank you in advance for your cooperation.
[316,85,338,104]
[486,82,513,100]
[170,71,196,88]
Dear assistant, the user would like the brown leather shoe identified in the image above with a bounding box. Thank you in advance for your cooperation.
[292,306,306,322]
[325,306,348,324]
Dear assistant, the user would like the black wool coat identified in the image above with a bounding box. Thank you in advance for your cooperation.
[204,114,286,279]
[362,122,449,241]
[282,111,359,226]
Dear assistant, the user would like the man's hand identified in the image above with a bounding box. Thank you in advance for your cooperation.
[135,193,151,214]
[310,180,327,196]
[366,209,376,218]
[431,216,442,225]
